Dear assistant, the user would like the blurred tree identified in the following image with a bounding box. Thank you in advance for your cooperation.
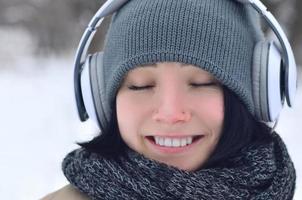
[0,0,106,55]
[262,0,302,65]
[0,0,301,65]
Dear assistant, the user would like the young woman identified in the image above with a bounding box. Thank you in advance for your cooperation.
[42,0,296,199]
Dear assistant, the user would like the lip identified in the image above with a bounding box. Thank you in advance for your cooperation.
[144,135,204,154]
[146,132,202,138]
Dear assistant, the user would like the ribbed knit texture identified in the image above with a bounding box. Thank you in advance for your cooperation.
[63,132,296,199]
[101,0,264,121]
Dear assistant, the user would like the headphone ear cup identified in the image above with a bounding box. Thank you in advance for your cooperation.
[80,54,101,129]
[253,41,270,121]
[89,52,109,132]
[253,41,283,122]
[266,41,284,121]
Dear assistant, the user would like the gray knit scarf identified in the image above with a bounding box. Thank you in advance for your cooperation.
[63,133,296,200]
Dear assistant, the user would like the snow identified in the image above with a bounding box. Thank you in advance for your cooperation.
[0,55,301,200]
[0,56,98,200]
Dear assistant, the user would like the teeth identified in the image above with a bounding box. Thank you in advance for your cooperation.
[159,137,164,146]
[155,137,159,144]
[180,138,187,147]
[187,137,192,144]
[164,138,172,146]
[172,138,180,147]
[154,136,195,147]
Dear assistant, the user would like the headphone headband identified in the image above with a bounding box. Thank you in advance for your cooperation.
[74,0,129,121]
[74,0,297,122]
[246,0,297,107]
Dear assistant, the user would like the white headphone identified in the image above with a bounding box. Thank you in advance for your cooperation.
[74,0,297,130]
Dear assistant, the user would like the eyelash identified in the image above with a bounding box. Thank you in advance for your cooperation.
[190,82,217,87]
[128,82,218,91]
[128,85,154,90]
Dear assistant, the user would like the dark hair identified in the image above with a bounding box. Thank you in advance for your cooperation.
[204,86,272,168]
[78,102,127,158]
[79,86,272,164]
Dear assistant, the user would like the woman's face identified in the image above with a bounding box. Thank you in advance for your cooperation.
[116,62,224,171]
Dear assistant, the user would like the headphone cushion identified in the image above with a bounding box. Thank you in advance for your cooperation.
[90,52,109,131]
[266,41,284,121]
[253,41,270,121]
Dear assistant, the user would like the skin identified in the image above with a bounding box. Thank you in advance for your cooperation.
[116,62,224,171]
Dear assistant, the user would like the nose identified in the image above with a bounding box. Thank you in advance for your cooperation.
[152,88,191,124]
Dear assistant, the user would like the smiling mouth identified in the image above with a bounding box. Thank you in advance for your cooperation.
[145,135,203,148]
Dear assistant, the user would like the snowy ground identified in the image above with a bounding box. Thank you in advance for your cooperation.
[0,55,301,200]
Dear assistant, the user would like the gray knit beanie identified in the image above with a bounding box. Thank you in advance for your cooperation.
[101,0,264,122]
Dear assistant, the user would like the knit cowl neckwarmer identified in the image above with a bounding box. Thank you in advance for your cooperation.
[62,133,296,200]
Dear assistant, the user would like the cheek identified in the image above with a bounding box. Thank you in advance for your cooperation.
[117,94,148,125]
[202,97,224,121]
[116,94,136,149]
[116,94,135,133]
[193,92,224,132]
[116,93,151,144]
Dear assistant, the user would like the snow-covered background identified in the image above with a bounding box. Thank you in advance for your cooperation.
[0,28,301,200]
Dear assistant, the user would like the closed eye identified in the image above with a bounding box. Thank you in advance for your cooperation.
[128,85,154,91]
[190,82,218,87]
[128,83,219,90]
